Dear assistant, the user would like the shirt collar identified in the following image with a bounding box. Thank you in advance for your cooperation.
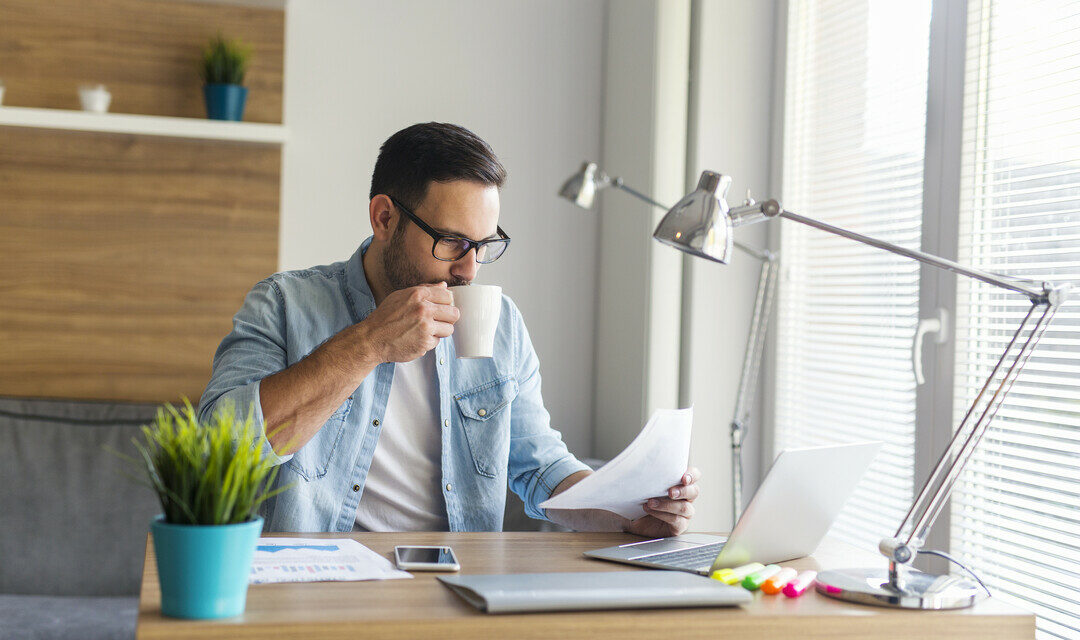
[345,236,377,320]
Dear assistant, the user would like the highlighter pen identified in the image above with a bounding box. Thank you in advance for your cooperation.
[711,562,764,585]
[782,570,818,598]
[761,567,799,594]
[742,564,782,590]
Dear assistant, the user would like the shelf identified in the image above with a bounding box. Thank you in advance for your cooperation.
[0,106,287,145]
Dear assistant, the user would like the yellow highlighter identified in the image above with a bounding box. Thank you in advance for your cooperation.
[711,562,764,585]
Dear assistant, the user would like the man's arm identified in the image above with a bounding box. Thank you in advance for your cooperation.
[260,282,460,454]
[544,468,702,536]
[201,280,459,457]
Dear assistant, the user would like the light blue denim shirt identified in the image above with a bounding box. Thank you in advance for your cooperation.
[197,237,590,533]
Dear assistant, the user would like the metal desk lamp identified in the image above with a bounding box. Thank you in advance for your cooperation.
[559,162,778,525]
[653,169,1069,610]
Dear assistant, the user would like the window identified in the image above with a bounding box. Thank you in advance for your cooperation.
[952,1,1080,637]
[776,0,932,549]
[777,0,1080,636]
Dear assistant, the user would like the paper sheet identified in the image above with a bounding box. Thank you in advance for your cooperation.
[539,407,693,520]
[249,537,412,584]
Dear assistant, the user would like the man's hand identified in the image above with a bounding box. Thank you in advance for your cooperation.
[355,282,460,364]
[626,467,701,538]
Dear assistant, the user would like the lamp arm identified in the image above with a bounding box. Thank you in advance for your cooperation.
[730,196,1070,575]
[730,253,779,523]
[731,199,1049,302]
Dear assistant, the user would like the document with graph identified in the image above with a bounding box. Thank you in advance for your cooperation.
[249,537,411,584]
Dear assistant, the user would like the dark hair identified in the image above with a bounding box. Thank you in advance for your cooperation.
[369,122,507,211]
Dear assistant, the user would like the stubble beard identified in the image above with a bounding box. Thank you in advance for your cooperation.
[382,224,470,291]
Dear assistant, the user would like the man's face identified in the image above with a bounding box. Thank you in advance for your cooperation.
[382,180,501,292]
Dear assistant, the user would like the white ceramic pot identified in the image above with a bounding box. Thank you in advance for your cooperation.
[78,84,111,113]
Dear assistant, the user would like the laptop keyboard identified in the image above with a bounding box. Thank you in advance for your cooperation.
[638,543,726,571]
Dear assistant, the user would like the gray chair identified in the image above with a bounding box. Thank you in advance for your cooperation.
[0,397,162,640]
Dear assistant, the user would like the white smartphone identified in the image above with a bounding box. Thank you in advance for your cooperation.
[393,545,461,572]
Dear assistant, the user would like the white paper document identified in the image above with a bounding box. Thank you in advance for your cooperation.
[249,537,412,584]
[539,407,693,520]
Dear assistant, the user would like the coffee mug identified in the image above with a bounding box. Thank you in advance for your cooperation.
[448,285,502,358]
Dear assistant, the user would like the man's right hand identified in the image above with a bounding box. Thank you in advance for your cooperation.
[354,282,460,365]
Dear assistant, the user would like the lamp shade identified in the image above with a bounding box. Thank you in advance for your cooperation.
[558,161,601,209]
[652,171,733,264]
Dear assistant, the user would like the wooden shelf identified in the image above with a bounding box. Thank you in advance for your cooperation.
[0,106,287,145]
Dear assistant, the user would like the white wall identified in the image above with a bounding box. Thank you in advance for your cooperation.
[684,0,779,532]
[281,0,606,456]
[593,0,689,459]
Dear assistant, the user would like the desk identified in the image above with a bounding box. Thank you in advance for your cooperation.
[136,531,1033,639]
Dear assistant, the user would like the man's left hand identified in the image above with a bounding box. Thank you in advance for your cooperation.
[626,467,701,537]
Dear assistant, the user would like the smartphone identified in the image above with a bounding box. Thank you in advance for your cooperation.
[393,545,461,572]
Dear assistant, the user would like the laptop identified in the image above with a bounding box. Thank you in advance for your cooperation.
[584,441,881,575]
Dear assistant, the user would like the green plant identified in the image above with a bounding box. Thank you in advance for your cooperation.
[129,399,291,526]
[200,34,252,86]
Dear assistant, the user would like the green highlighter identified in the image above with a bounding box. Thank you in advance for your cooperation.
[711,562,764,585]
[742,564,782,591]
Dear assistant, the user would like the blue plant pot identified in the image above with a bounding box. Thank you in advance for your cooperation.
[203,83,248,121]
[151,515,263,619]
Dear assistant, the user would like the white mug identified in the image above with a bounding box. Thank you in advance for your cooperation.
[448,285,502,359]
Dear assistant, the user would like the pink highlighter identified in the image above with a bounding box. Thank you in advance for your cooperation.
[782,570,818,598]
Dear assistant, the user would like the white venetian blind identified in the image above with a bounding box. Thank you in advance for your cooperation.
[776,0,931,549]
[952,1,1080,638]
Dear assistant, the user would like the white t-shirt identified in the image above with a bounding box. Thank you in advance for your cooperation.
[354,350,449,531]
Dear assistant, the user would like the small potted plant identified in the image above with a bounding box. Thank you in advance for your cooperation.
[130,400,289,619]
[200,33,252,121]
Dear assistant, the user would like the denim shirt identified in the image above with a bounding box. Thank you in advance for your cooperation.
[197,237,590,533]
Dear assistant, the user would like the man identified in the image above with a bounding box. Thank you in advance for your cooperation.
[198,122,700,535]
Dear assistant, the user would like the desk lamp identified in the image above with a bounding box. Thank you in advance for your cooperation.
[653,170,1069,609]
[559,162,777,525]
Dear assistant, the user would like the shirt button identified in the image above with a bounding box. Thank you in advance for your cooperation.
[477,409,487,417]
[445,483,453,492]
[439,357,445,365]
[443,419,450,427]
[372,419,380,427]
[352,484,360,492]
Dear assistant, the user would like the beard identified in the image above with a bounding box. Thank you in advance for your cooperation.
[382,223,471,291]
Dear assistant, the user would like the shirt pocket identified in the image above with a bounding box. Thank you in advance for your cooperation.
[284,395,353,481]
[454,376,518,478]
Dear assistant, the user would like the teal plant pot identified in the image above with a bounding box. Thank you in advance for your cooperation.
[203,83,248,121]
[151,515,262,619]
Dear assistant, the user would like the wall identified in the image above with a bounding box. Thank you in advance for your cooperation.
[593,0,690,460]
[683,0,779,532]
[280,0,606,455]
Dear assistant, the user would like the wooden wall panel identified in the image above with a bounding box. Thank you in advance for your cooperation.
[0,128,280,402]
[0,0,284,123]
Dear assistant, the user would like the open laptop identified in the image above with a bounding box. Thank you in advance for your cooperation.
[584,441,881,576]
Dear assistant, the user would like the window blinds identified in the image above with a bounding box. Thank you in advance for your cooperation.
[776,0,932,549]
[952,1,1080,637]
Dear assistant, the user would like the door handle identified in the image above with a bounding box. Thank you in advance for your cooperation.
[913,308,949,385]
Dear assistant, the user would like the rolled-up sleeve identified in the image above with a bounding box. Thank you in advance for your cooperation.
[197,279,293,465]
[505,300,590,520]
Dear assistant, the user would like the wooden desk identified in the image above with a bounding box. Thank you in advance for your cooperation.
[136,531,1034,639]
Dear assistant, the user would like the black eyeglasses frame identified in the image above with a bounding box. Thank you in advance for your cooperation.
[387,195,510,264]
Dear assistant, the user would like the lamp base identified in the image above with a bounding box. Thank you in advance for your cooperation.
[815,568,985,610]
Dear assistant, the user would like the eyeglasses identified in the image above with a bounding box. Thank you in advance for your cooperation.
[388,195,511,264]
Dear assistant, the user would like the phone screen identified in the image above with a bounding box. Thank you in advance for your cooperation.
[397,547,455,564]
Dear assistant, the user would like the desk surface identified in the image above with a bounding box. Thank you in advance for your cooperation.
[136,531,1033,639]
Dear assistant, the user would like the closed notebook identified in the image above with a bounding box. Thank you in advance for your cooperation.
[437,570,752,614]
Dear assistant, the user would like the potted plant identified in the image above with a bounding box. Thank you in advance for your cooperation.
[200,34,252,121]
[129,400,289,619]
